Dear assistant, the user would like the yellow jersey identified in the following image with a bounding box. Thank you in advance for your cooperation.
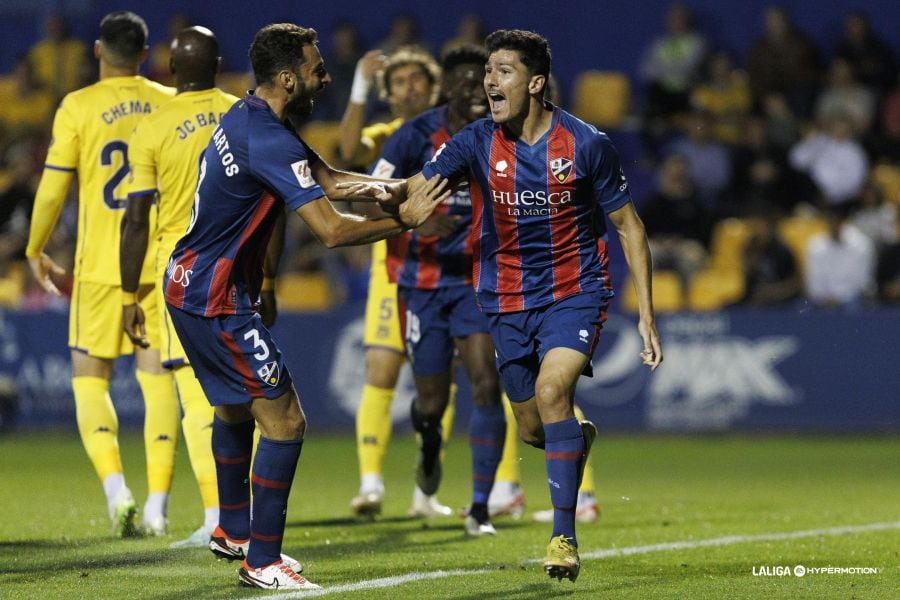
[358,117,404,169]
[126,88,238,252]
[42,75,175,285]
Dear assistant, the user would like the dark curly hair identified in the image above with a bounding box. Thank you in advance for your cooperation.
[249,23,318,86]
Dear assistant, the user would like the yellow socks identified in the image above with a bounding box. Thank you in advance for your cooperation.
[135,369,179,500]
[73,376,123,483]
[174,366,218,511]
[494,393,520,484]
[356,384,394,482]
[440,382,456,449]
[574,404,596,495]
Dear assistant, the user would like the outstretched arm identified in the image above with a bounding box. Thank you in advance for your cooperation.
[309,159,405,203]
[295,175,449,248]
[608,202,663,370]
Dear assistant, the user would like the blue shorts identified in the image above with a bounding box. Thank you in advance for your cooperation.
[399,285,489,376]
[489,288,609,402]
[166,305,293,405]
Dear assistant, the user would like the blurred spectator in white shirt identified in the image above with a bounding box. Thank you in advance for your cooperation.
[805,206,876,307]
[789,113,868,205]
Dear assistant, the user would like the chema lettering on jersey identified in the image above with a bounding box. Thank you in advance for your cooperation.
[211,125,240,177]
[176,112,228,140]
[101,100,152,125]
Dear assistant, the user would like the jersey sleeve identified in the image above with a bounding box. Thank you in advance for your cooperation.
[44,96,79,170]
[421,124,474,180]
[369,123,413,179]
[249,123,325,212]
[588,131,632,214]
[126,119,158,197]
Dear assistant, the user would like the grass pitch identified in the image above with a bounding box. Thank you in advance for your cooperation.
[1,431,897,599]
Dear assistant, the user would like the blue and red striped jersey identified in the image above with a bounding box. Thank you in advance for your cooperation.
[421,105,631,314]
[164,92,324,317]
[370,105,472,289]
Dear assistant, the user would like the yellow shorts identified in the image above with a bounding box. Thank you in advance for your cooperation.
[363,242,404,353]
[69,280,159,358]
[154,240,189,366]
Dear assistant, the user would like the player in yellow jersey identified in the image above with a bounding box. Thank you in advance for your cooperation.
[26,11,178,538]
[120,26,239,549]
[338,47,458,518]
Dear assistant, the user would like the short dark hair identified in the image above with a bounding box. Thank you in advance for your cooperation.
[99,11,148,64]
[485,29,551,79]
[249,23,318,86]
[441,44,488,74]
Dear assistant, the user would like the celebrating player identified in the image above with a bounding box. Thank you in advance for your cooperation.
[26,11,178,538]
[402,29,663,581]
[120,26,238,547]
[162,23,448,590]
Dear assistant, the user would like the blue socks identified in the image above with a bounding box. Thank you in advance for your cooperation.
[543,418,584,546]
[247,436,303,568]
[469,404,506,506]
[211,415,254,540]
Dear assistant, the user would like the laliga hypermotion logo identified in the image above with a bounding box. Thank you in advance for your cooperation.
[550,157,573,183]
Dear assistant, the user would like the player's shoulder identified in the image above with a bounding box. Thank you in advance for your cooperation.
[244,101,301,157]
[139,77,176,98]
[557,107,612,145]
[59,81,102,108]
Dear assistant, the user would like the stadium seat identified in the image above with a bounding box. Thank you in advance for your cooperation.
[778,215,828,273]
[571,71,631,129]
[298,121,342,166]
[276,272,336,312]
[0,264,24,309]
[709,217,760,273]
[621,270,683,313]
[687,267,745,311]
[872,163,900,206]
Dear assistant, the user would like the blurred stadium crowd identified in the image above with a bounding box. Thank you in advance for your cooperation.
[0,4,898,313]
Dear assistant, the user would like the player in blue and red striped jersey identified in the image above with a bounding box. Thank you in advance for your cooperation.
[163,23,449,591]
[402,30,664,581]
[372,45,506,536]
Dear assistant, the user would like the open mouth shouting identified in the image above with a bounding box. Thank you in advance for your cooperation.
[488,90,507,117]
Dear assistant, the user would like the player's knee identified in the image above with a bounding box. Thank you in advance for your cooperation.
[534,379,567,407]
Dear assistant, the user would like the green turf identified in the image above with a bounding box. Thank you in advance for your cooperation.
[1,432,897,599]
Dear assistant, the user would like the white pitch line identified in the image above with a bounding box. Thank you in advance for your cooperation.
[251,520,900,599]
